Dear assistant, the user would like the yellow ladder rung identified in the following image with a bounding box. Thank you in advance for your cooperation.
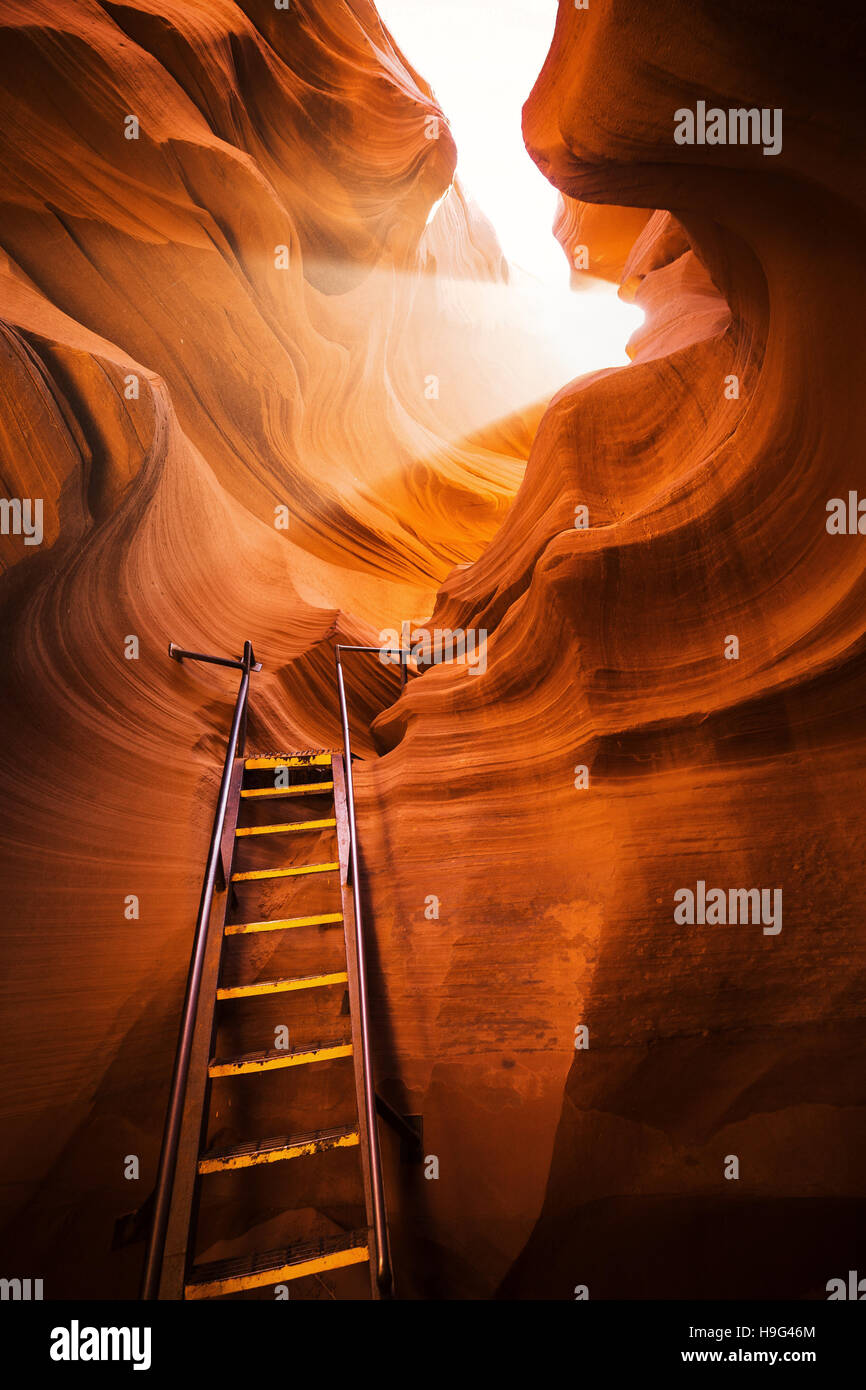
[217,971,348,1000]
[244,754,332,770]
[231,861,338,882]
[235,818,336,837]
[185,1241,369,1299]
[224,912,343,937]
[197,1129,359,1175]
[208,1042,353,1077]
[240,782,334,800]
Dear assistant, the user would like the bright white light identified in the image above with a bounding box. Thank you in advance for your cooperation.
[377,0,566,287]
[376,0,642,378]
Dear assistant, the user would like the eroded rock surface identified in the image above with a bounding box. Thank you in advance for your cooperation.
[1,0,864,1299]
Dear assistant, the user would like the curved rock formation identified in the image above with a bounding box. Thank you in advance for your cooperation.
[553,193,650,287]
[364,0,866,1299]
[0,0,569,1293]
[2,0,865,1302]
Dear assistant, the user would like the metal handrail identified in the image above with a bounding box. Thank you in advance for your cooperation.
[334,641,407,1297]
[141,639,258,1300]
[337,643,414,688]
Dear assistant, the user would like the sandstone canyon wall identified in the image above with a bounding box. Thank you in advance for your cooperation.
[1,0,865,1301]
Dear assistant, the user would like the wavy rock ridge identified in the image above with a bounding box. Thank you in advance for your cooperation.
[0,0,580,1293]
[365,0,866,1298]
[1,0,865,1300]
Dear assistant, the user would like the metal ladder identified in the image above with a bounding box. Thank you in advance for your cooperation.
[141,644,394,1300]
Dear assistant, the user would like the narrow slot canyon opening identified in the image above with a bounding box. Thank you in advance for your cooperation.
[375,0,644,501]
[0,0,862,1323]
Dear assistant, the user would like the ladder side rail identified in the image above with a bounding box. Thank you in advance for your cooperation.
[334,648,393,1298]
[141,640,257,1300]
[333,754,379,1299]
[159,754,245,1299]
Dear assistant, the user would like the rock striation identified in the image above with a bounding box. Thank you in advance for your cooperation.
[1,0,864,1300]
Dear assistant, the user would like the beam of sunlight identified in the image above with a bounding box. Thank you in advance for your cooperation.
[303,257,638,453]
[378,0,565,286]
[376,0,643,379]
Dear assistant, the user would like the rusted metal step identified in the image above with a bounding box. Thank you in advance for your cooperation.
[216,970,348,1000]
[240,781,334,800]
[198,1125,360,1175]
[244,753,332,770]
[224,911,343,937]
[235,818,336,837]
[185,1230,370,1299]
[231,860,338,882]
[208,1040,353,1077]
